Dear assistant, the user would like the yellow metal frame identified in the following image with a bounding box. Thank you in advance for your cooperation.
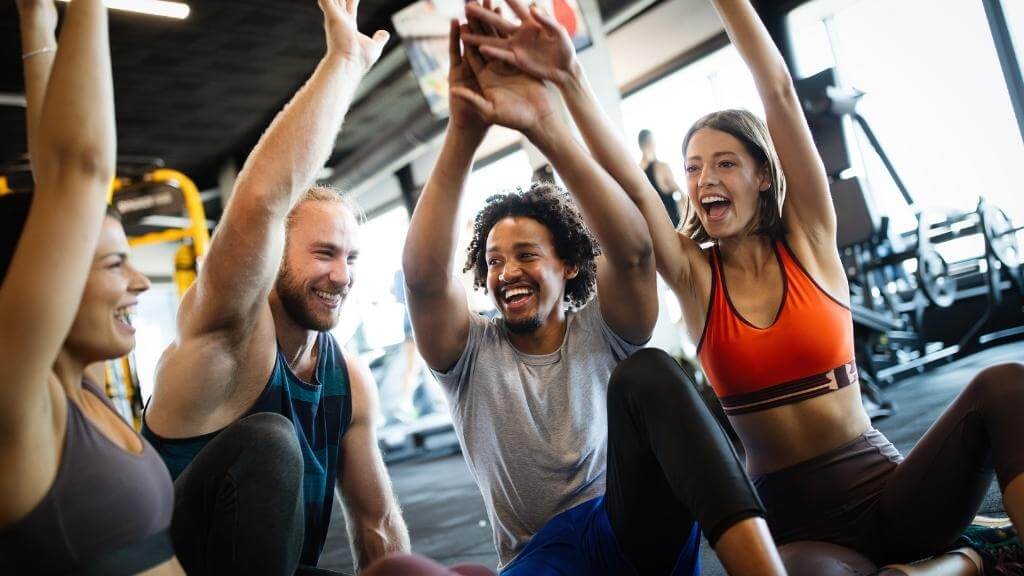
[125,169,211,260]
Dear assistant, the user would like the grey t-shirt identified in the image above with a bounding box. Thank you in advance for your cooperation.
[433,300,644,567]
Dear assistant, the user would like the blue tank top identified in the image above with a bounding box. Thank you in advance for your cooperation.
[142,332,352,565]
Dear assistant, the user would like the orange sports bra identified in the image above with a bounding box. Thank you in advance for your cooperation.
[696,239,857,416]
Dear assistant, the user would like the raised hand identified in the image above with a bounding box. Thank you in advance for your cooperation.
[318,0,389,72]
[462,0,577,86]
[450,20,558,137]
[447,20,490,136]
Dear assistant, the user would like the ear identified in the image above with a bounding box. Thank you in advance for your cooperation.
[758,163,771,193]
[564,263,579,280]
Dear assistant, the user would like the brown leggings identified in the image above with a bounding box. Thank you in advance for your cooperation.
[754,362,1024,566]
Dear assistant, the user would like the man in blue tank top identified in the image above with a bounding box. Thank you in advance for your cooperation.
[141,2,409,574]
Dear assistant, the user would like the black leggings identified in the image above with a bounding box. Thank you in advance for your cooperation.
[170,412,306,576]
[757,362,1024,568]
[605,348,765,575]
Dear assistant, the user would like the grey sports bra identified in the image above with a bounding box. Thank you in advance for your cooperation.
[0,380,175,575]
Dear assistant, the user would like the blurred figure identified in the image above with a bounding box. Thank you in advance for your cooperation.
[638,129,684,228]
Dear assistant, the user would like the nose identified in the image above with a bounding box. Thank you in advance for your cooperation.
[698,164,719,189]
[329,259,352,288]
[499,262,522,284]
[128,264,151,294]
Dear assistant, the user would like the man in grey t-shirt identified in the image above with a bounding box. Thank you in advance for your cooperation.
[400,11,781,576]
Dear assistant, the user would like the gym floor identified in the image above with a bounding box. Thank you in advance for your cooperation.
[320,341,1021,574]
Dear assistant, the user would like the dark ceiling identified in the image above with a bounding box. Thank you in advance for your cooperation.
[0,0,640,194]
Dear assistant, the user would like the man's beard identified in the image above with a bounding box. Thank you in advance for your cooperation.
[505,314,542,334]
[275,264,341,332]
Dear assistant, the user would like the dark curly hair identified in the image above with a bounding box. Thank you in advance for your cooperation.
[463,182,600,308]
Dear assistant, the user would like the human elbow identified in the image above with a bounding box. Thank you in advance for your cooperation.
[45,143,115,186]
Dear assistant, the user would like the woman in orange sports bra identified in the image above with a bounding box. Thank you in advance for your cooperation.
[457,0,1024,574]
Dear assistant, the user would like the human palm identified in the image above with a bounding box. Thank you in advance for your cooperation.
[463,0,576,84]
[319,0,388,72]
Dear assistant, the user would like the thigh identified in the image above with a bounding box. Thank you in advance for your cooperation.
[875,396,995,563]
[604,361,699,575]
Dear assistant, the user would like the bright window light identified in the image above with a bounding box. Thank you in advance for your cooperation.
[58,0,190,20]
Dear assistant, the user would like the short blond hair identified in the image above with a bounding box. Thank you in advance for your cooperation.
[284,184,363,234]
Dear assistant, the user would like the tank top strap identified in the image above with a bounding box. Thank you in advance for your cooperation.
[695,245,723,355]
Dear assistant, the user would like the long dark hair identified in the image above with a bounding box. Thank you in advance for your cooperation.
[0,193,122,285]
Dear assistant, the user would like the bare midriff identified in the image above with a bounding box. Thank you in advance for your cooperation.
[731,384,871,476]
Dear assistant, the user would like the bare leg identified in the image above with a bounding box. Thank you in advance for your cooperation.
[1003,473,1024,531]
[715,517,787,576]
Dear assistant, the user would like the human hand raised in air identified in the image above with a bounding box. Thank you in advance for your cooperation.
[319,0,390,73]
[449,17,558,138]
[447,19,491,138]
[461,0,577,87]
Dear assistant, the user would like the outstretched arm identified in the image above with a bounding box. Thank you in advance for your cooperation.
[337,355,410,570]
[452,23,656,343]
[179,0,389,342]
[17,0,59,174]
[462,1,702,293]
[711,0,834,244]
[402,22,488,372]
[2,0,114,425]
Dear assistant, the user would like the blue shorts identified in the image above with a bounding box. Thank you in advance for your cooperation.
[500,496,701,576]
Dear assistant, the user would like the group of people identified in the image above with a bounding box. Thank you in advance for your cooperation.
[1,0,1022,575]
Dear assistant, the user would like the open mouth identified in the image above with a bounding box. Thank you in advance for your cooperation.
[113,304,136,333]
[501,285,535,312]
[701,194,732,221]
[312,288,343,308]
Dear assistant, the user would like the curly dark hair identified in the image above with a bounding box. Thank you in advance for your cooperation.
[463,182,600,308]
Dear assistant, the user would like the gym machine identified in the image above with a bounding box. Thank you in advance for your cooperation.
[797,69,1024,391]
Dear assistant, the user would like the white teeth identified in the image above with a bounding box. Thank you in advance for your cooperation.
[114,306,135,324]
[313,289,341,302]
[701,195,729,205]
[503,287,532,300]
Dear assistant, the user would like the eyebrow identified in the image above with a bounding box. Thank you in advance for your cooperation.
[687,151,740,162]
[486,242,543,254]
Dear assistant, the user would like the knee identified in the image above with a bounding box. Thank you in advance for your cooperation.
[230,413,302,478]
[965,362,1024,407]
[609,348,698,406]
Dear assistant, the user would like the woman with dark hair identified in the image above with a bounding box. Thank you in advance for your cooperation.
[0,1,181,574]
[461,0,1024,574]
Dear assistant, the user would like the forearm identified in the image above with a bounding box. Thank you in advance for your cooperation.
[554,63,655,207]
[712,0,793,95]
[529,121,652,267]
[402,126,485,292]
[35,0,114,185]
[351,508,410,571]
[231,54,366,216]
[18,8,56,172]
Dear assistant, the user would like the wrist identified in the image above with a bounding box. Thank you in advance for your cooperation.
[323,50,370,77]
[525,115,568,153]
[555,59,585,92]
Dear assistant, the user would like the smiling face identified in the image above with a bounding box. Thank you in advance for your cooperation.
[485,217,578,334]
[684,127,771,240]
[275,200,360,332]
[64,216,151,362]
